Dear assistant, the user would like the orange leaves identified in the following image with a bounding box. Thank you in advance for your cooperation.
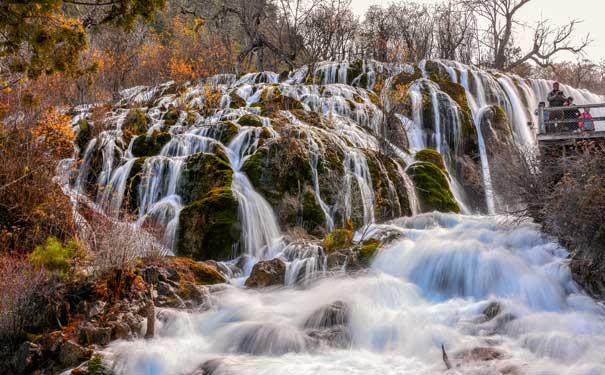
[32,108,75,159]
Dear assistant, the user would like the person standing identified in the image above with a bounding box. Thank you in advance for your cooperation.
[547,82,566,131]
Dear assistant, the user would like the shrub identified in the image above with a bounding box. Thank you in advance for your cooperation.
[29,237,81,276]
[0,256,47,350]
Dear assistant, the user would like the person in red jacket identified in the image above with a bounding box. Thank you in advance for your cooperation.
[578,108,595,131]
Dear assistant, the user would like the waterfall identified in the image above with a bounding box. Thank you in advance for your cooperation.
[454,65,497,214]
[343,150,376,226]
[225,128,284,262]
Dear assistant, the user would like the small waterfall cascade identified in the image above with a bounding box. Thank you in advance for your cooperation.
[102,213,605,375]
[225,127,284,262]
[446,63,497,214]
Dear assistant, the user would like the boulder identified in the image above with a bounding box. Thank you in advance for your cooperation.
[482,301,501,321]
[245,259,286,288]
[407,161,460,213]
[80,323,112,346]
[13,341,42,374]
[304,301,349,329]
[304,301,351,348]
[59,340,91,367]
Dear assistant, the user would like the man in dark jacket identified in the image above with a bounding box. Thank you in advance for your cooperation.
[547,82,566,131]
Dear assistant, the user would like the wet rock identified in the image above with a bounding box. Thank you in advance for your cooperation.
[307,326,351,348]
[482,301,501,321]
[13,341,42,374]
[80,323,112,345]
[455,347,503,362]
[305,301,350,329]
[245,259,286,288]
[85,301,105,319]
[157,281,175,297]
[190,358,226,375]
[179,281,207,304]
[304,301,351,348]
[107,320,131,340]
[59,340,91,367]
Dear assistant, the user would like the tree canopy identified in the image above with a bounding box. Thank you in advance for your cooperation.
[0,0,166,89]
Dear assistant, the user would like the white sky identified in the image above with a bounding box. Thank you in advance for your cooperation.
[350,0,605,62]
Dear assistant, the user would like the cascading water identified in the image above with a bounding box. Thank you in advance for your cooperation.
[225,127,284,264]
[64,59,605,375]
[102,213,605,375]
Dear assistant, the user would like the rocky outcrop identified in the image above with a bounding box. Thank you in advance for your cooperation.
[245,259,286,288]
[4,257,226,374]
[407,152,460,213]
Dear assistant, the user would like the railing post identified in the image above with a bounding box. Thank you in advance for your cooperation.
[538,102,545,134]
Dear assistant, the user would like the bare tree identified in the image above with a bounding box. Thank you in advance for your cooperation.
[434,1,476,63]
[301,0,358,62]
[462,0,591,71]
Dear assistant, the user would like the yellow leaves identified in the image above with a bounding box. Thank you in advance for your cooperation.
[32,108,75,158]
[169,58,196,82]
[202,84,223,116]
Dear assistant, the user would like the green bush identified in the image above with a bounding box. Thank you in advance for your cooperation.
[29,237,80,275]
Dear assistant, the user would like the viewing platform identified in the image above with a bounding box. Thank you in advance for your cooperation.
[536,102,605,149]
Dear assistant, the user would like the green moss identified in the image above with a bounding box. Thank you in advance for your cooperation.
[415,148,446,172]
[407,161,460,213]
[261,93,304,116]
[212,121,239,144]
[122,109,149,144]
[358,238,382,263]
[177,153,233,205]
[323,229,353,253]
[420,84,435,133]
[176,186,240,261]
[162,105,179,128]
[131,131,171,157]
[76,119,91,152]
[125,157,146,213]
[184,112,197,126]
[82,355,110,375]
[347,59,368,87]
[367,91,382,107]
[238,114,263,127]
[392,66,423,86]
[230,92,246,109]
[302,191,326,232]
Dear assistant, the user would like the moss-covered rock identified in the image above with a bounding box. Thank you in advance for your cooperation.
[392,66,423,86]
[238,114,263,127]
[358,238,382,264]
[125,157,147,213]
[154,256,227,285]
[177,153,233,206]
[302,191,326,234]
[229,92,246,109]
[122,109,149,144]
[76,119,91,153]
[176,187,240,261]
[415,148,446,172]
[407,161,460,213]
[131,131,171,157]
[323,229,353,253]
[260,91,304,116]
[162,105,179,128]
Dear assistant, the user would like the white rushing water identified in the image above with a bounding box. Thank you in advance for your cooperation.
[102,213,605,375]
